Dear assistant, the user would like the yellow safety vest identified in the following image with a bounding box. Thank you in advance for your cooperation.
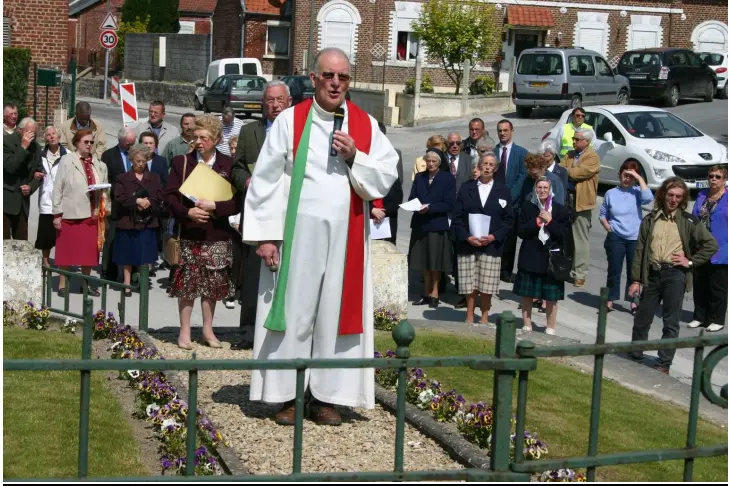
[560,122,593,157]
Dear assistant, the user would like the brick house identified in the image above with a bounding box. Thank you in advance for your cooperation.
[289,0,728,92]
[211,0,292,78]
[3,0,69,127]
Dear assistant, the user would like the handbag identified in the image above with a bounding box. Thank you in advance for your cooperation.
[163,157,187,266]
[547,247,572,282]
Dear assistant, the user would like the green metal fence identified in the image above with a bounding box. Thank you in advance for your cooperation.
[41,264,150,331]
[4,287,728,481]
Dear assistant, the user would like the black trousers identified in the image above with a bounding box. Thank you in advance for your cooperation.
[101,219,118,280]
[500,207,519,276]
[3,211,29,240]
[693,263,728,325]
[239,244,260,329]
[630,266,687,367]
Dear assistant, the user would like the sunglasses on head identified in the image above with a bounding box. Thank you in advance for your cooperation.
[319,71,351,82]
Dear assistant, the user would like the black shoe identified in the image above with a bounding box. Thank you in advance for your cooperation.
[413,296,430,306]
[57,288,67,298]
[429,297,439,308]
[86,287,100,297]
[454,297,467,309]
[533,299,543,308]
[500,271,513,283]
[149,269,157,277]
[123,289,133,298]
[538,306,546,314]
[625,353,645,364]
[230,338,254,350]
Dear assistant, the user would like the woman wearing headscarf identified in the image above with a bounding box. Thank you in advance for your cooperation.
[452,153,513,324]
[52,128,109,296]
[513,176,571,334]
[408,148,456,308]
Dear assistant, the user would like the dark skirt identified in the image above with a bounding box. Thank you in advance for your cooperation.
[409,229,453,273]
[168,239,234,301]
[513,270,565,301]
[55,218,99,267]
[35,214,57,250]
[113,228,158,266]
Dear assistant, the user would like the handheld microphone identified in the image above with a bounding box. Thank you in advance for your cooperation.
[330,107,345,157]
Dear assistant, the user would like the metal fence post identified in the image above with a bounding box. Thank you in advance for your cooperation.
[186,352,199,477]
[393,320,415,473]
[587,287,609,481]
[491,311,517,476]
[138,264,150,332]
[77,297,93,479]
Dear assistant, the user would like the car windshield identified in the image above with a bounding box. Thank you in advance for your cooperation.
[697,52,724,66]
[613,111,703,139]
[517,54,563,75]
[232,77,265,90]
[298,77,314,89]
[619,52,662,68]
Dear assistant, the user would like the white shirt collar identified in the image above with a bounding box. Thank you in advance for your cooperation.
[477,179,494,187]
[547,161,556,172]
[196,150,216,168]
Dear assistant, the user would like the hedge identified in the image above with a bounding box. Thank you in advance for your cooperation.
[3,48,31,119]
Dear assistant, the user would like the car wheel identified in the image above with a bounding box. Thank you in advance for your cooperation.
[703,80,715,102]
[664,85,679,107]
[570,95,582,109]
[193,96,202,111]
[516,106,532,118]
[721,82,728,100]
[616,90,629,105]
[203,100,211,114]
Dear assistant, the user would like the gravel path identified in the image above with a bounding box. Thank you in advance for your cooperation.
[148,337,464,475]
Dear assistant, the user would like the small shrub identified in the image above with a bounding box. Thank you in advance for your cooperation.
[404,74,435,94]
[469,75,496,95]
[3,48,31,118]
[374,307,399,331]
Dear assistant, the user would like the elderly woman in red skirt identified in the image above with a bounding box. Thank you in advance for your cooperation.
[52,128,109,296]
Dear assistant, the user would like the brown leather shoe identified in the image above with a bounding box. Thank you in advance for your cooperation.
[653,364,670,375]
[573,279,585,287]
[308,401,342,426]
[274,401,297,426]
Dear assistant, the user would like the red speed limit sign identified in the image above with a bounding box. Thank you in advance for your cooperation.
[100,30,118,49]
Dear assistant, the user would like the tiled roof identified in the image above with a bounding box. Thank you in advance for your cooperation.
[506,6,555,28]
[179,0,218,14]
[246,0,287,16]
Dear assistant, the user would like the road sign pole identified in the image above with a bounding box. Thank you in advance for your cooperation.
[103,49,110,100]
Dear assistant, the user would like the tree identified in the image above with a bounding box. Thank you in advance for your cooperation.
[147,0,180,33]
[121,0,149,24]
[412,0,501,94]
[117,16,150,68]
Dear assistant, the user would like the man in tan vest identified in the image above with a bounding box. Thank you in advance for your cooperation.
[58,101,107,159]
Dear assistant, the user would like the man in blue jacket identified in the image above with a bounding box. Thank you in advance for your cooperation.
[493,119,528,282]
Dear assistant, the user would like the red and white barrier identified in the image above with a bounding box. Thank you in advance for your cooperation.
[120,82,138,127]
[110,76,120,105]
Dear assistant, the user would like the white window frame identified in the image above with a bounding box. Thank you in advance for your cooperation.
[265,20,291,59]
[625,15,663,51]
[691,20,728,53]
[317,0,362,64]
[3,17,11,47]
[178,20,195,34]
[388,1,425,64]
[573,12,610,57]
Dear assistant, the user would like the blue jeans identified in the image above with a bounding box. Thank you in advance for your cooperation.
[603,232,637,302]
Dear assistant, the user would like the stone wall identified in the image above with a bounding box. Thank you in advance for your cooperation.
[370,240,408,321]
[349,88,386,123]
[124,34,211,82]
[77,77,197,108]
[396,92,513,126]
[3,241,42,307]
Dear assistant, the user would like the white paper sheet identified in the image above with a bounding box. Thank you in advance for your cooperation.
[87,183,111,192]
[468,214,491,237]
[399,198,426,212]
[370,218,392,240]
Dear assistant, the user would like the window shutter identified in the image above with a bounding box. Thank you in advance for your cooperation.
[324,21,353,59]
[630,30,658,50]
[577,28,604,54]
[3,17,10,47]
[178,21,195,35]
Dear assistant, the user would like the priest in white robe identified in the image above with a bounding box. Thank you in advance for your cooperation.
[242,47,399,426]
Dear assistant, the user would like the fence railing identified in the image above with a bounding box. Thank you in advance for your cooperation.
[41,264,150,331]
[4,288,728,481]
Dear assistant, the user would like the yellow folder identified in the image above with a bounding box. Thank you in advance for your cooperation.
[179,163,236,202]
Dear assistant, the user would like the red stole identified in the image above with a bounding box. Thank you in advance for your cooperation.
[293,99,371,335]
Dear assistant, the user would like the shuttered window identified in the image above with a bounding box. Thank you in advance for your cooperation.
[3,17,10,47]
[630,30,659,50]
[324,20,353,59]
[318,1,361,63]
[577,28,605,54]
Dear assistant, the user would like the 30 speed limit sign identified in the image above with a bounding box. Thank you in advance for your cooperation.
[100,30,118,49]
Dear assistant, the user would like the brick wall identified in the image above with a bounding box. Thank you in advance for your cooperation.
[244,17,291,76]
[212,0,243,59]
[124,33,211,82]
[180,16,212,35]
[3,0,69,127]
[72,0,123,65]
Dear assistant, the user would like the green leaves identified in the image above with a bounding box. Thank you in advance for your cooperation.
[2,48,31,119]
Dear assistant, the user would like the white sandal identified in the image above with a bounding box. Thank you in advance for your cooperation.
[545,328,556,335]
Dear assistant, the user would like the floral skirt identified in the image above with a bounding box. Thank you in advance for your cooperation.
[167,239,234,301]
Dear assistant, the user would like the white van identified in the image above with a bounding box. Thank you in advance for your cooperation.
[194,58,263,110]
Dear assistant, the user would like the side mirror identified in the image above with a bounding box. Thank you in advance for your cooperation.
[195,79,204,88]
[603,132,613,143]
[612,67,618,75]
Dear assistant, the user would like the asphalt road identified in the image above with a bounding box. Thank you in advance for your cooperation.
[45,96,727,389]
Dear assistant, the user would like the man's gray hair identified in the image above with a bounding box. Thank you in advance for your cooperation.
[447,131,461,140]
[117,126,135,141]
[575,127,594,142]
[127,143,151,162]
[17,117,36,129]
[479,152,499,168]
[476,135,496,150]
[540,139,558,154]
[264,79,290,97]
[44,126,57,136]
[312,47,350,73]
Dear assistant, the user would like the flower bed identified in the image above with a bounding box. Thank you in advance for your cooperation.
[374,350,586,482]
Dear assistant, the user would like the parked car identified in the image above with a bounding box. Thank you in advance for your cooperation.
[201,74,266,116]
[281,75,315,105]
[513,47,631,118]
[194,58,263,110]
[697,51,728,99]
[542,105,728,189]
[617,48,716,107]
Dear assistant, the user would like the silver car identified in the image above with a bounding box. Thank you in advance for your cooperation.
[513,47,631,118]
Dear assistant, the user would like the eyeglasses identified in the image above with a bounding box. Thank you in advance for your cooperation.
[709,174,724,180]
[265,97,288,106]
[572,137,585,141]
[81,140,94,145]
[319,72,351,82]
[574,114,585,118]
[448,141,462,146]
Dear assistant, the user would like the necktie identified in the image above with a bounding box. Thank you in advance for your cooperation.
[501,146,507,170]
[450,156,456,175]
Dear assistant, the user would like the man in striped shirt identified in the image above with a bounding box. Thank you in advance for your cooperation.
[216,106,244,156]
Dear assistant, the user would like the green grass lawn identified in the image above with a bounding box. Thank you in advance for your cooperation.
[375,330,728,482]
[3,327,148,478]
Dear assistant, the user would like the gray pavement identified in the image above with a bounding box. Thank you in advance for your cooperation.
[38,96,728,396]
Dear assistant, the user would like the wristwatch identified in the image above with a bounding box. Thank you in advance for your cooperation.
[687,259,693,268]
